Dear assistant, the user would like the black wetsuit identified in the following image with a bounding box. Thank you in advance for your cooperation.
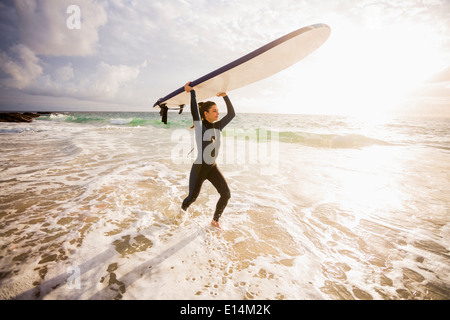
[181,90,235,221]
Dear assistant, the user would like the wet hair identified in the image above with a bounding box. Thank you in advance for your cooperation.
[190,101,216,129]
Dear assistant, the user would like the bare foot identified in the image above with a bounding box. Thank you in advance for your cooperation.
[210,219,222,230]
[173,209,186,225]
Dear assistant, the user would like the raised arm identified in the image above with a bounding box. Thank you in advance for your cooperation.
[185,82,200,122]
[218,93,235,130]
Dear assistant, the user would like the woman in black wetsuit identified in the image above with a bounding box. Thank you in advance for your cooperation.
[181,82,235,229]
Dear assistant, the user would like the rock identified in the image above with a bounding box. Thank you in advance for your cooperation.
[0,112,41,123]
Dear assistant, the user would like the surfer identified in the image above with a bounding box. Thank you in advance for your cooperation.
[181,81,235,229]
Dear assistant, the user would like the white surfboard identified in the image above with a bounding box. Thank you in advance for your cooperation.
[154,23,330,108]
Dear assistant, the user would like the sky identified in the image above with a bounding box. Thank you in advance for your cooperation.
[0,0,449,116]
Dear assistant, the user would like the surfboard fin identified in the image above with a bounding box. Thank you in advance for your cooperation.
[178,105,184,115]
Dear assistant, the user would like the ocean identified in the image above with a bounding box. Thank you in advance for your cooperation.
[0,111,449,300]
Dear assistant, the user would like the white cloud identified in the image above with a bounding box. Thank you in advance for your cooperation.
[14,0,107,56]
[81,61,144,100]
[0,1,147,106]
[0,44,147,103]
[53,64,75,82]
[26,61,147,104]
[0,44,43,89]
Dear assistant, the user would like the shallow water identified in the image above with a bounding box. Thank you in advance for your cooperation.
[0,112,449,299]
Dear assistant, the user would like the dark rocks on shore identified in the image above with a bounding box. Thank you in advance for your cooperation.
[0,112,43,123]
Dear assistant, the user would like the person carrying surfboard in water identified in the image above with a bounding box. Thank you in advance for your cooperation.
[181,81,235,229]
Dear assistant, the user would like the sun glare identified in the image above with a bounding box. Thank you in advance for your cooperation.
[333,146,406,216]
[284,20,446,117]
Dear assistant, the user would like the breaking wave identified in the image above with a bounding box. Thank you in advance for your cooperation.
[278,131,392,148]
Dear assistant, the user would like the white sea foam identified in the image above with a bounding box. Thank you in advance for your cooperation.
[0,113,449,300]
[110,118,132,125]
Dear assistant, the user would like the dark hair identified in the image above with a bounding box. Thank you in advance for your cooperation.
[190,101,216,129]
[198,101,216,120]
